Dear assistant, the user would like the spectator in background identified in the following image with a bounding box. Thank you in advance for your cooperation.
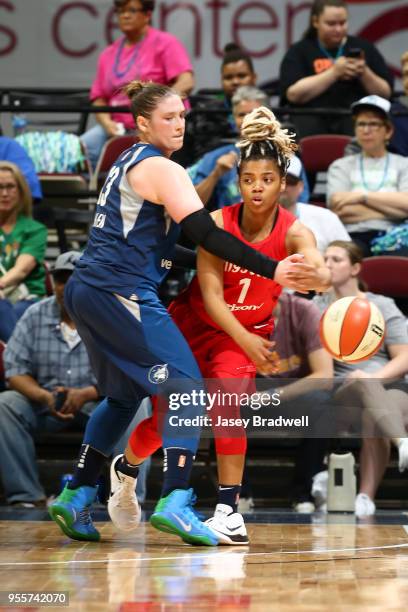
[279,0,392,138]
[313,240,408,517]
[81,0,194,169]
[389,51,408,157]
[178,44,258,166]
[279,156,350,252]
[188,86,310,209]
[0,162,47,342]
[0,137,42,201]
[260,293,333,513]
[219,43,257,114]
[0,252,99,507]
[327,95,408,256]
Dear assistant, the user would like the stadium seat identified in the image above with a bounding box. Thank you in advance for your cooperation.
[299,134,351,202]
[299,134,351,175]
[90,135,138,191]
[360,256,408,298]
[34,175,96,257]
[53,207,94,253]
[39,173,89,204]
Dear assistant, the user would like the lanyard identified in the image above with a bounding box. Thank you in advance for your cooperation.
[359,154,390,192]
[317,39,345,61]
[113,37,143,80]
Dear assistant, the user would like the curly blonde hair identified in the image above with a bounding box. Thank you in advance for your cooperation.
[237,106,298,175]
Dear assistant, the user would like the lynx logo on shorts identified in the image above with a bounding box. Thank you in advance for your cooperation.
[148,363,169,384]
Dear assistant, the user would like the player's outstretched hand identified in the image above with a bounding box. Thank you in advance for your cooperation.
[275,254,330,293]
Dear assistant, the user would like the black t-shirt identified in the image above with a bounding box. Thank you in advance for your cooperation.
[279,35,393,108]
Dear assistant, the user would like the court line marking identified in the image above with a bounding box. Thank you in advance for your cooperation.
[1,541,408,567]
[403,525,408,536]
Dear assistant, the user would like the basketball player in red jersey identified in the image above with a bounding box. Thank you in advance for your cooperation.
[108,107,331,544]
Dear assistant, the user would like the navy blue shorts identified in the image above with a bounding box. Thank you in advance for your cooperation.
[64,279,204,405]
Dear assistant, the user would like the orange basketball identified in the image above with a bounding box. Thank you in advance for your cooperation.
[319,297,385,363]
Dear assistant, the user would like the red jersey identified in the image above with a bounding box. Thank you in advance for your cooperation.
[187,203,296,329]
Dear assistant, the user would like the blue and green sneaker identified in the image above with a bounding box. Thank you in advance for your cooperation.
[150,488,219,546]
[49,484,100,542]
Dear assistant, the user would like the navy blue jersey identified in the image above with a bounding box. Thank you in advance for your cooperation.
[75,143,180,300]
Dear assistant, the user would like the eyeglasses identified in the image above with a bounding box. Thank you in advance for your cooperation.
[0,183,18,193]
[355,121,385,131]
[116,7,145,15]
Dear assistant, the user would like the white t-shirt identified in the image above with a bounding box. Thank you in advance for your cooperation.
[327,152,408,232]
[296,203,351,253]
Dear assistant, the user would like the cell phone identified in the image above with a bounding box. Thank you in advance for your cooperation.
[346,48,363,59]
[54,390,67,412]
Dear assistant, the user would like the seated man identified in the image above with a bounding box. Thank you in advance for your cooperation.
[279,156,351,253]
[0,251,99,506]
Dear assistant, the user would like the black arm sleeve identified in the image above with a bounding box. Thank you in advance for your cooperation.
[173,244,197,269]
[180,208,278,280]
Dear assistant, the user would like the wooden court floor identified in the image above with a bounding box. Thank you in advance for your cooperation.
[0,517,408,611]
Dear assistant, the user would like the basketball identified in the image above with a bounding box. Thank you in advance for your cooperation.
[319,297,385,363]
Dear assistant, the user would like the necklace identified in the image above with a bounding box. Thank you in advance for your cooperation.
[113,36,144,79]
[317,39,345,61]
[359,153,390,192]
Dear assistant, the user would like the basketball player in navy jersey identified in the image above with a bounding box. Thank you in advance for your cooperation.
[108,107,331,544]
[49,81,327,546]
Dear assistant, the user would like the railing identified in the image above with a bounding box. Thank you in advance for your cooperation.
[1,88,407,117]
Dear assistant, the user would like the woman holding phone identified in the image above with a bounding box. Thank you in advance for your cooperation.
[279,0,392,137]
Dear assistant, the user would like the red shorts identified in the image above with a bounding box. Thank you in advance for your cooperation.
[129,293,273,457]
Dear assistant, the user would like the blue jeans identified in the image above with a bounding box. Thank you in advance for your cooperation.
[0,298,37,342]
[0,390,97,503]
[80,123,109,170]
[111,397,152,503]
